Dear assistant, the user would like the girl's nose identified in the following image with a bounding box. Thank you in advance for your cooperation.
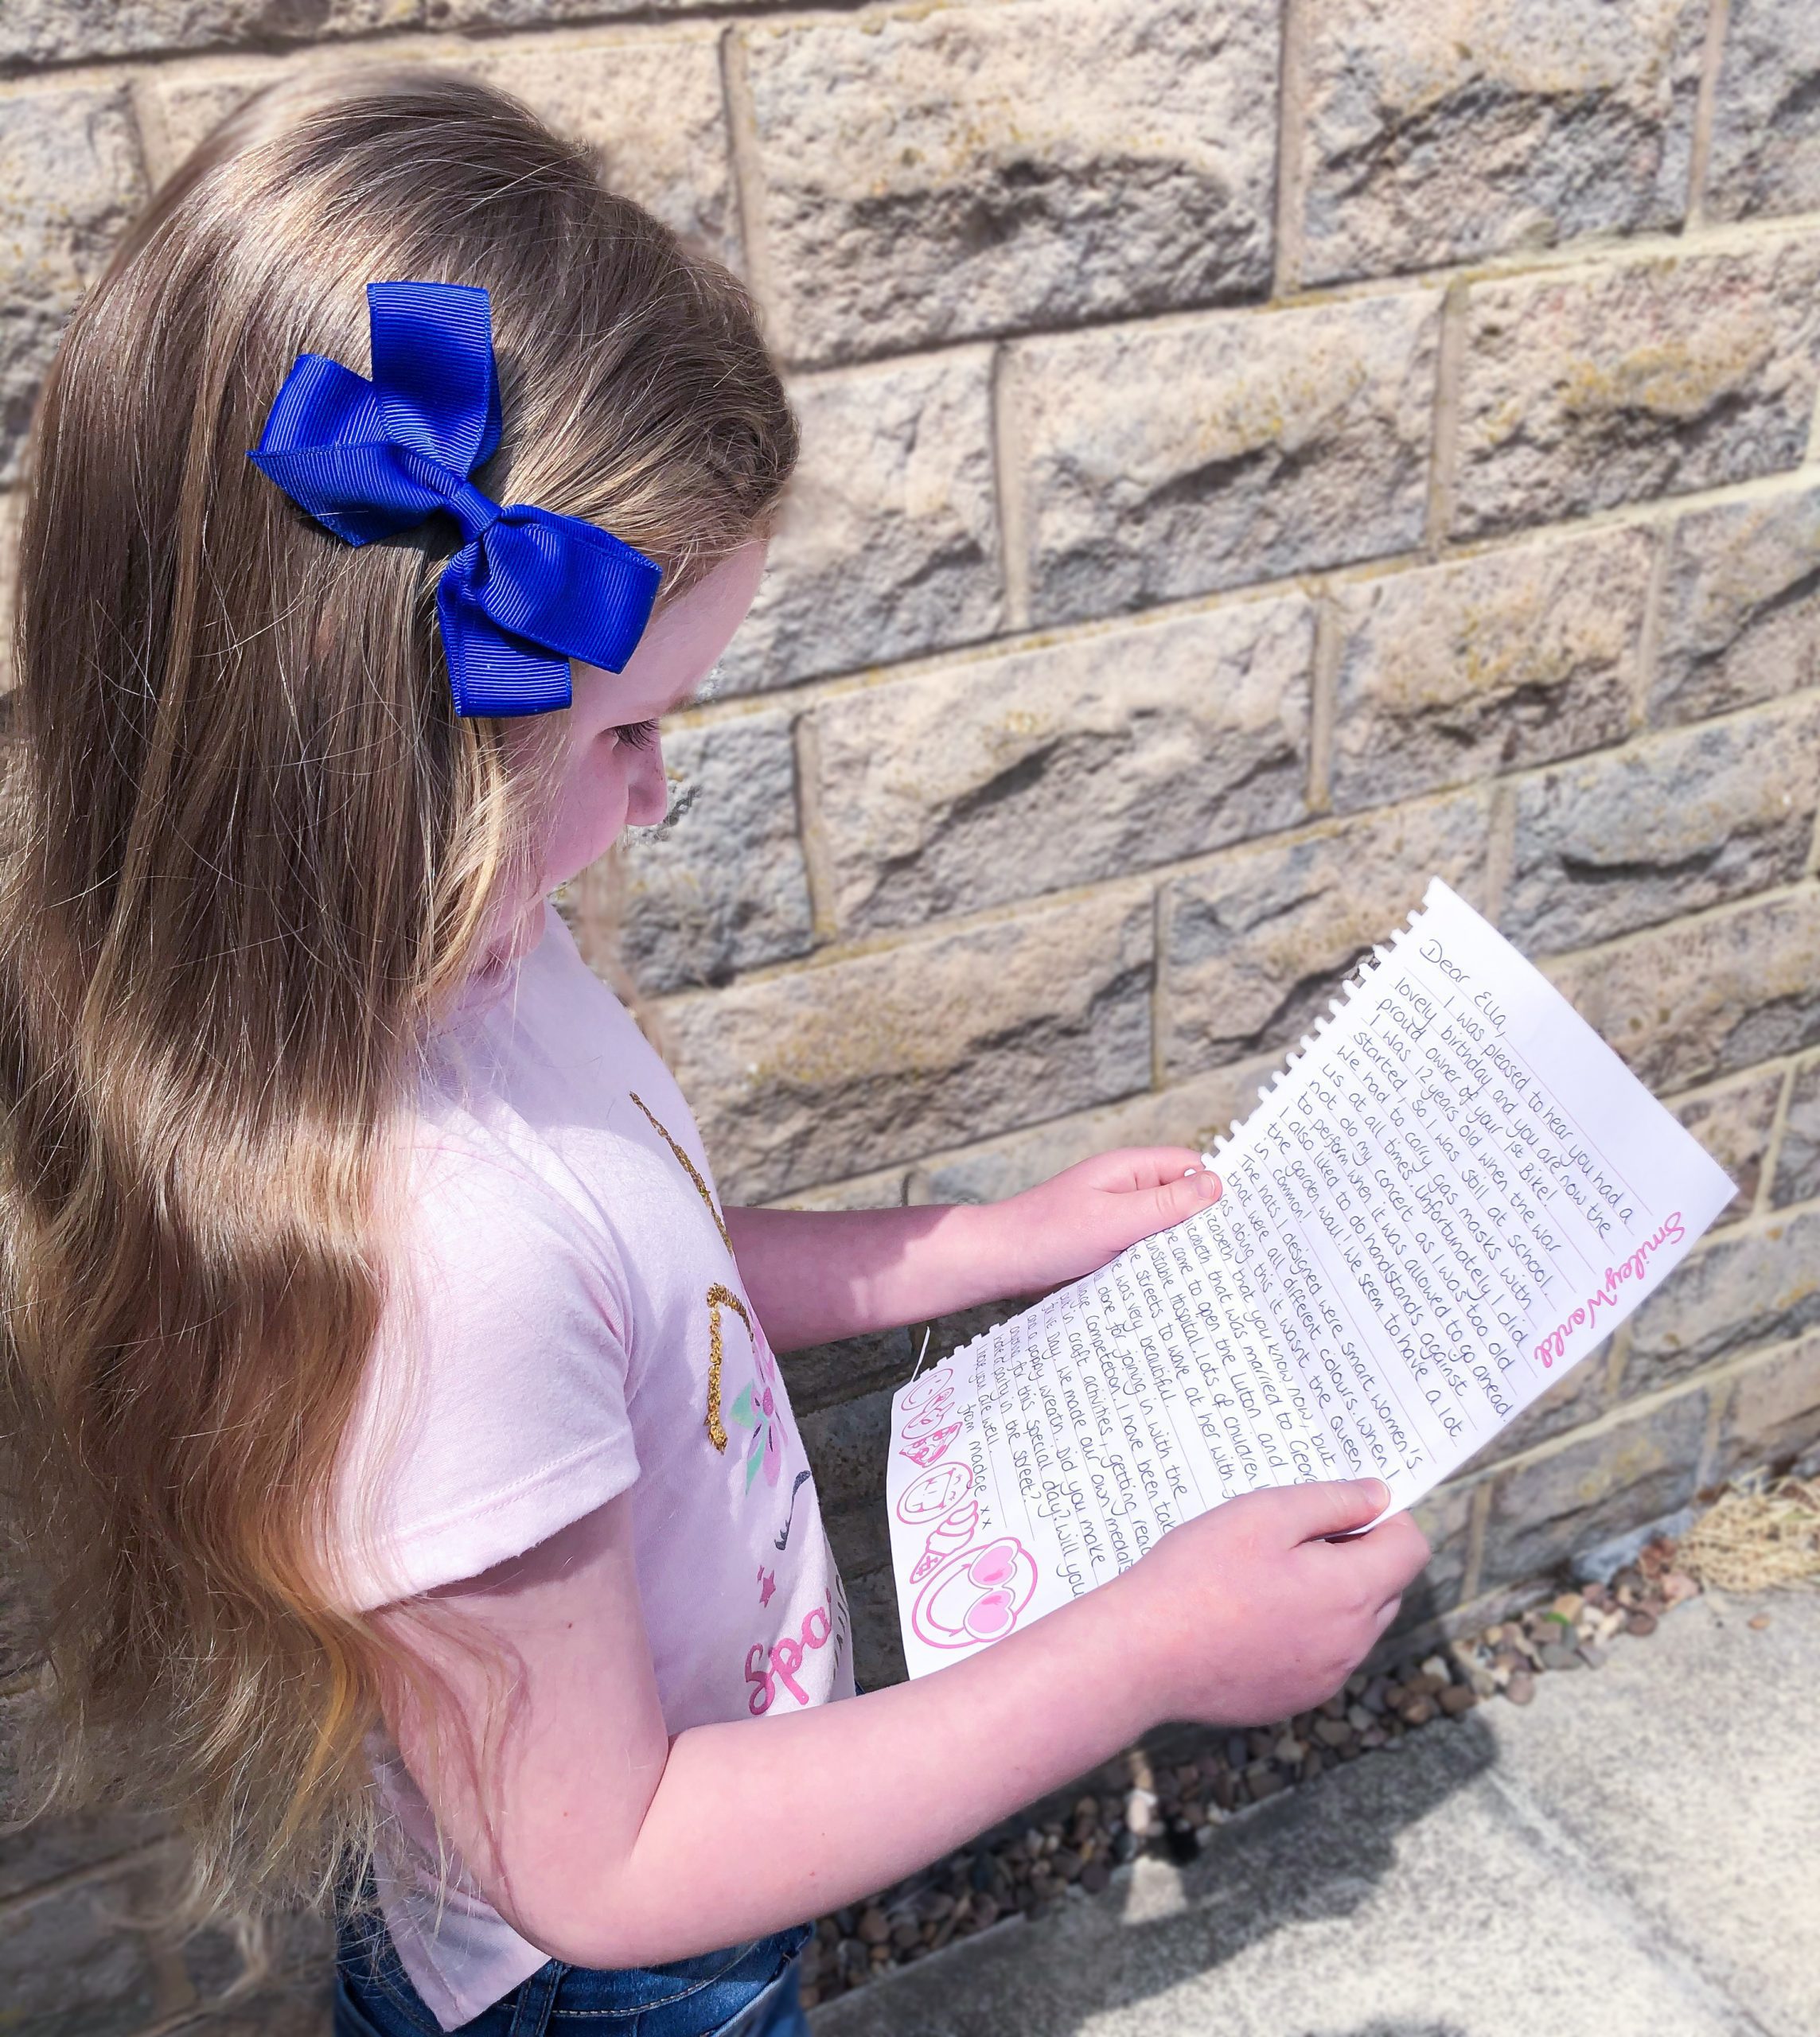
[625,738,671,828]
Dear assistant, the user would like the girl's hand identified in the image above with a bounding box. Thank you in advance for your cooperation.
[1105,1478,1432,1726]
[981,1146,1224,1298]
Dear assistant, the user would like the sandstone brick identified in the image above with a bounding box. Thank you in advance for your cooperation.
[663,887,1155,1201]
[906,1053,1284,1206]
[146,33,739,265]
[1451,236,1820,539]
[711,351,1003,698]
[1626,1207,1820,1390]
[1296,0,1705,287]
[1502,695,1820,953]
[1158,789,1492,1077]
[0,87,147,485]
[1670,1065,1787,1221]
[780,1326,914,1421]
[0,1862,173,2037]
[1010,290,1440,626]
[1405,1477,1475,1618]
[820,1494,891,1591]
[1476,1384,1709,1591]
[1457,1344,1615,1479]
[1650,484,1820,726]
[735,0,1278,366]
[1773,1056,1820,1207]
[1328,528,1648,812]
[592,709,814,995]
[0,0,411,67]
[1702,0,1820,224]
[1543,890,1820,1094]
[185,1972,334,2037]
[843,1564,908,1689]
[797,1386,892,1519]
[1713,1332,1820,1482]
[466,31,740,267]
[809,594,1314,936]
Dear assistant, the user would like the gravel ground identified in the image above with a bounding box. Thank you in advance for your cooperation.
[799,1534,1708,2010]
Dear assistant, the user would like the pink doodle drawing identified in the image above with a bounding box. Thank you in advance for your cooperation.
[898,1364,953,1414]
[895,1459,974,1525]
[898,1420,961,1470]
[910,1497,982,1584]
[756,1567,777,1608]
[910,1537,1038,1651]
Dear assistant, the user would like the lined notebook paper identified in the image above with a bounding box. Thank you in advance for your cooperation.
[886,878,1736,1678]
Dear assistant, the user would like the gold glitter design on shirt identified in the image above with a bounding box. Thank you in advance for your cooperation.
[703,1281,752,1454]
[629,1090,731,1252]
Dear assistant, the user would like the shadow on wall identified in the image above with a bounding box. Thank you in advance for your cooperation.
[812,1714,1497,2037]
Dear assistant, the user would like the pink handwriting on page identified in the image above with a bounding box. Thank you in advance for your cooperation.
[1531,1212,1686,1367]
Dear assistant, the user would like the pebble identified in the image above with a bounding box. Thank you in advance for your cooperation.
[1748,1614,1771,1631]
[805,1529,1723,1997]
[1124,1787,1159,1836]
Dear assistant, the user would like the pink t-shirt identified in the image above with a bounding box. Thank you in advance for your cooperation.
[329,904,853,2031]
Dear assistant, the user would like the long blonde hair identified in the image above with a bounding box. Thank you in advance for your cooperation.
[0,66,794,1933]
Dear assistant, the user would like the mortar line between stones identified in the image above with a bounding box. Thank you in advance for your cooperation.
[1631,521,1674,731]
[789,712,840,945]
[1268,0,1308,301]
[1147,886,1168,1093]
[1755,1062,1800,1219]
[988,343,1031,633]
[677,463,1820,734]
[1422,282,1467,555]
[1685,0,1732,231]
[1480,1763,1777,2037]
[1304,594,1339,816]
[1694,1372,1731,1490]
[1459,1479,1491,1603]
[717,24,781,350]
[1481,782,1516,929]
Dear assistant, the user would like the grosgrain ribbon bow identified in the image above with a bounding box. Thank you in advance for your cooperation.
[249,281,661,716]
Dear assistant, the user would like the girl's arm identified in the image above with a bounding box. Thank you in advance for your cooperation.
[724,1147,1225,1352]
[372,1478,1427,1972]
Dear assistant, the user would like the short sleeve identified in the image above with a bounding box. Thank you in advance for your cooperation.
[329,1140,640,1612]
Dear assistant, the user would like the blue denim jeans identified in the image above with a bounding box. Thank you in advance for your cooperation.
[333,1885,813,2037]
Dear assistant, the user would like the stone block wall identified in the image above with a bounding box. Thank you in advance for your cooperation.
[5,1,1820,2028]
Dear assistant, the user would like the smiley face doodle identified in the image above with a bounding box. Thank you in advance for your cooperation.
[910,1537,1038,1651]
[895,1460,974,1526]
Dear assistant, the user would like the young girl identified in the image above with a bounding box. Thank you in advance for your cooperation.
[0,69,1429,2037]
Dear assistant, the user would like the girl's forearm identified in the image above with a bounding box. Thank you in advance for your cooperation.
[723,1202,1015,1350]
[536,1586,1151,1970]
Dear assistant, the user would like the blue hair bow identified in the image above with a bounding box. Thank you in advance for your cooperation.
[249,281,661,717]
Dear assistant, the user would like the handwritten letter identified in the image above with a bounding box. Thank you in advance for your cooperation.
[886,879,1736,1678]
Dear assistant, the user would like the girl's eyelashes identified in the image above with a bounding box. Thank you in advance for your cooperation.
[612,719,662,752]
